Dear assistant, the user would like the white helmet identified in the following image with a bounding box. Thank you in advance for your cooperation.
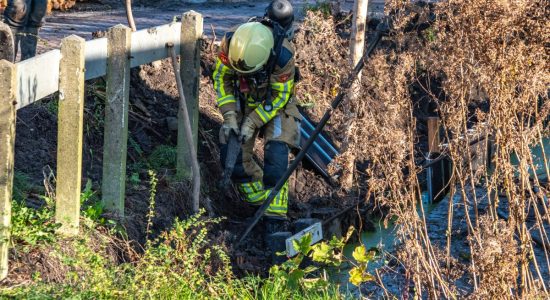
[229,22,274,74]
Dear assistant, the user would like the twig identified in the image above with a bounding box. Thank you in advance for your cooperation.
[166,42,201,214]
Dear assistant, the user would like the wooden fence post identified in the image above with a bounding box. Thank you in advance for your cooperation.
[56,35,86,235]
[426,117,451,203]
[427,117,441,154]
[0,60,17,280]
[177,11,203,179]
[102,25,131,215]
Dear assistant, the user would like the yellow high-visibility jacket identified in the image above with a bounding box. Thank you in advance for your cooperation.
[212,28,296,128]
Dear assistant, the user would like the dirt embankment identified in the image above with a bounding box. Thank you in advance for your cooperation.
[10,17,357,281]
[8,2,391,284]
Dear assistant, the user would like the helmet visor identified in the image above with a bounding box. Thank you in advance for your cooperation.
[231,58,257,73]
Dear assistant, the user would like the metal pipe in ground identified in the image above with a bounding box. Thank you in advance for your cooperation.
[125,0,137,32]
[167,42,201,213]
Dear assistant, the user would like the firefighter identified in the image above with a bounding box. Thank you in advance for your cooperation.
[2,0,47,60]
[213,18,301,234]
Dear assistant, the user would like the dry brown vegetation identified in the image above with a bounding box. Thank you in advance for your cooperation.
[296,0,548,297]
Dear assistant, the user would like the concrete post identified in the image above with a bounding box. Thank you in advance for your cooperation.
[0,60,17,280]
[102,25,131,215]
[178,11,203,179]
[56,35,86,235]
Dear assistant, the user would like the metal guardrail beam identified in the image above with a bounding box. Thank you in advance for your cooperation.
[15,50,61,110]
[130,22,181,69]
[15,21,182,110]
[84,38,108,80]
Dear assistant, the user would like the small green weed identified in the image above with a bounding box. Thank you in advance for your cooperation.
[304,1,333,17]
[128,136,144,157]
[148,145,177,171]
[145,170,158,242]
[44,98,59,116]
[79,179,108,225]
[423,27,437,43]
[12,171,32,202]
[267,226,377,297]
[10,198,59,250]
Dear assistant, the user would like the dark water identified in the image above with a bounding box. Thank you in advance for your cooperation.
[343,176,550,297]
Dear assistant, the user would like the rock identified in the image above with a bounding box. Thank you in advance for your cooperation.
[327,218,343,238]
[165,117,178,131]
[150,60,162,70]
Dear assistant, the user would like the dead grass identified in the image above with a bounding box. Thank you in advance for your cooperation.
[298,0,549,297]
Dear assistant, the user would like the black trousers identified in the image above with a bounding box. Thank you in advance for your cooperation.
[3,0,47,60]
[3,0,47,28]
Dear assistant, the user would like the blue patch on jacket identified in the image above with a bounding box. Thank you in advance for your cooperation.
[277,47,293,68]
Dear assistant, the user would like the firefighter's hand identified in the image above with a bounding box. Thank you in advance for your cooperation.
[222,111,239,139]
[239,117,256,144]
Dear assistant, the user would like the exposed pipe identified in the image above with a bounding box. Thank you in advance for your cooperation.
[125,0,137,32]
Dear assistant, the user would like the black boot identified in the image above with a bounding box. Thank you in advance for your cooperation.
[20,27,38,60]
[264,216,291,264]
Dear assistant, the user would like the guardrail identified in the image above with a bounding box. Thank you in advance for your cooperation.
[0,11,203,279]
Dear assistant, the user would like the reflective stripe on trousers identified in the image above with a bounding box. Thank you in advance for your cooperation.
[236,181,289,217]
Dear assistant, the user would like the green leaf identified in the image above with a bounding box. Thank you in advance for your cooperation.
[352,245,369,264]
[311,242,332,263]
[292,233,313,255]
[299,233,313,254]
[349,266,375,286]
[292,239,300,252]
[349,267,364,286]
[328,235,345,248]
[288,269,305,289]
[302,265,318,273]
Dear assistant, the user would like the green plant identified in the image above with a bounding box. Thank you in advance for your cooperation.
[423,27,437,43]
[3,206,354,299]
[44,97,59,116]
[128,172,141,186]
[12,171,32,202]
[148,145,177,171]
[266,226,377,299]
[79,179,107,225]
[10,198,59,250]
[128,136,144,157]
[304,1,332,17]
[145,170,158,241]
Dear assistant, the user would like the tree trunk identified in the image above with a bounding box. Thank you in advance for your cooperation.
[340,0,368,190]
